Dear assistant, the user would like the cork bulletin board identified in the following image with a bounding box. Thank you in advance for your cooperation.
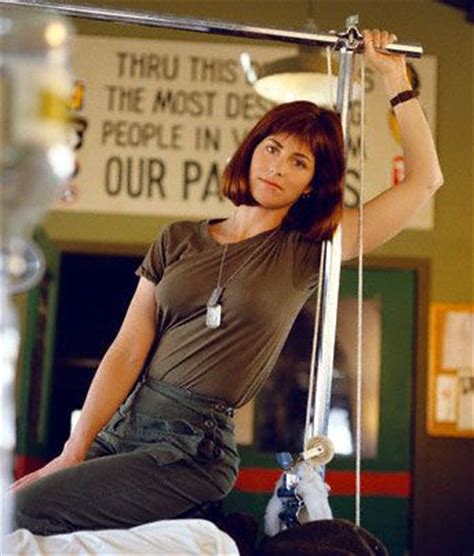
[427,303,474,437]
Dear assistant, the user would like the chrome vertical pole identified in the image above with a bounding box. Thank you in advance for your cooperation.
[311,47,354,436]
[310,21,360,442]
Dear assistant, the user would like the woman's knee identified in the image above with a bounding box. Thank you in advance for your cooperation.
[14,485,45,533]
[14,481,71,536]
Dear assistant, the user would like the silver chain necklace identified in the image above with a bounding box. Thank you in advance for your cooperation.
[206,227,279,328]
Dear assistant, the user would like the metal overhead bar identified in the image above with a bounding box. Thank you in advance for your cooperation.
[1,0,422,58]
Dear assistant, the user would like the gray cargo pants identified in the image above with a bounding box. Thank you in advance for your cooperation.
[14,379,240,536]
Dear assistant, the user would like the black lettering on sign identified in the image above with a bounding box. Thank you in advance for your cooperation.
[101,120,182,149]
[182,161,224,202]
[116,52,179,80]
[189,56,238,84]
[148,159,167,199]
[363,67,375,93]
[202,163,222,201]
[105,85,145,113]
[105,156,122,196]
[225,92,273,119]
[194,127,221,151]
[347,134,362,159]
[146,53,180,80]
[225,93,238,119]
[151,89,216,117]
[101,121,114,145]
[104,156,166,199]
[344,168,361,208]
[183,160,201,200]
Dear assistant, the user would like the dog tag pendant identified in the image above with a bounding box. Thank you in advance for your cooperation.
[206,287,223,328]
[206,303,222,328]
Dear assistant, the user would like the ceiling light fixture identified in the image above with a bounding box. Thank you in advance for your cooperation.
[241,4,360,107]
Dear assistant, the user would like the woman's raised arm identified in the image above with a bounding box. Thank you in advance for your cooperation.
[341,29,444,261]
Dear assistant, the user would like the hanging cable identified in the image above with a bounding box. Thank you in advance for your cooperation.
[355,55,366,527]
[325,46,335,109]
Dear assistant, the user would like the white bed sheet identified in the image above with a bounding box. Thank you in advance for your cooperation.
[2,519,240,555]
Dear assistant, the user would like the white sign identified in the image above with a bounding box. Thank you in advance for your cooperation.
[57,36,281,219]
[56,36,437,229]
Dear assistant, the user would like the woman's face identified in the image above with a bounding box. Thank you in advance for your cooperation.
[249,133,315,210]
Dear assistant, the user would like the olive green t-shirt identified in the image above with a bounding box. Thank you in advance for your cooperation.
[136,219,321,408]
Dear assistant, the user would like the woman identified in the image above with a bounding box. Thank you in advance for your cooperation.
[12,29,443,535]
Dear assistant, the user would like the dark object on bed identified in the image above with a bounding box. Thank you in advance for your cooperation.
[257,518,389,556]
[184,501,388,555]
[214,512,260,556]
[182,502,258,556]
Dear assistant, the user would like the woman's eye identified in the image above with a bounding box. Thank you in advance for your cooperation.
[294,159,307,169]
[266,144,277,154]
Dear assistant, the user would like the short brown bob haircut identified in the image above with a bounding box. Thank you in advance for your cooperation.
[222,100,345,241]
